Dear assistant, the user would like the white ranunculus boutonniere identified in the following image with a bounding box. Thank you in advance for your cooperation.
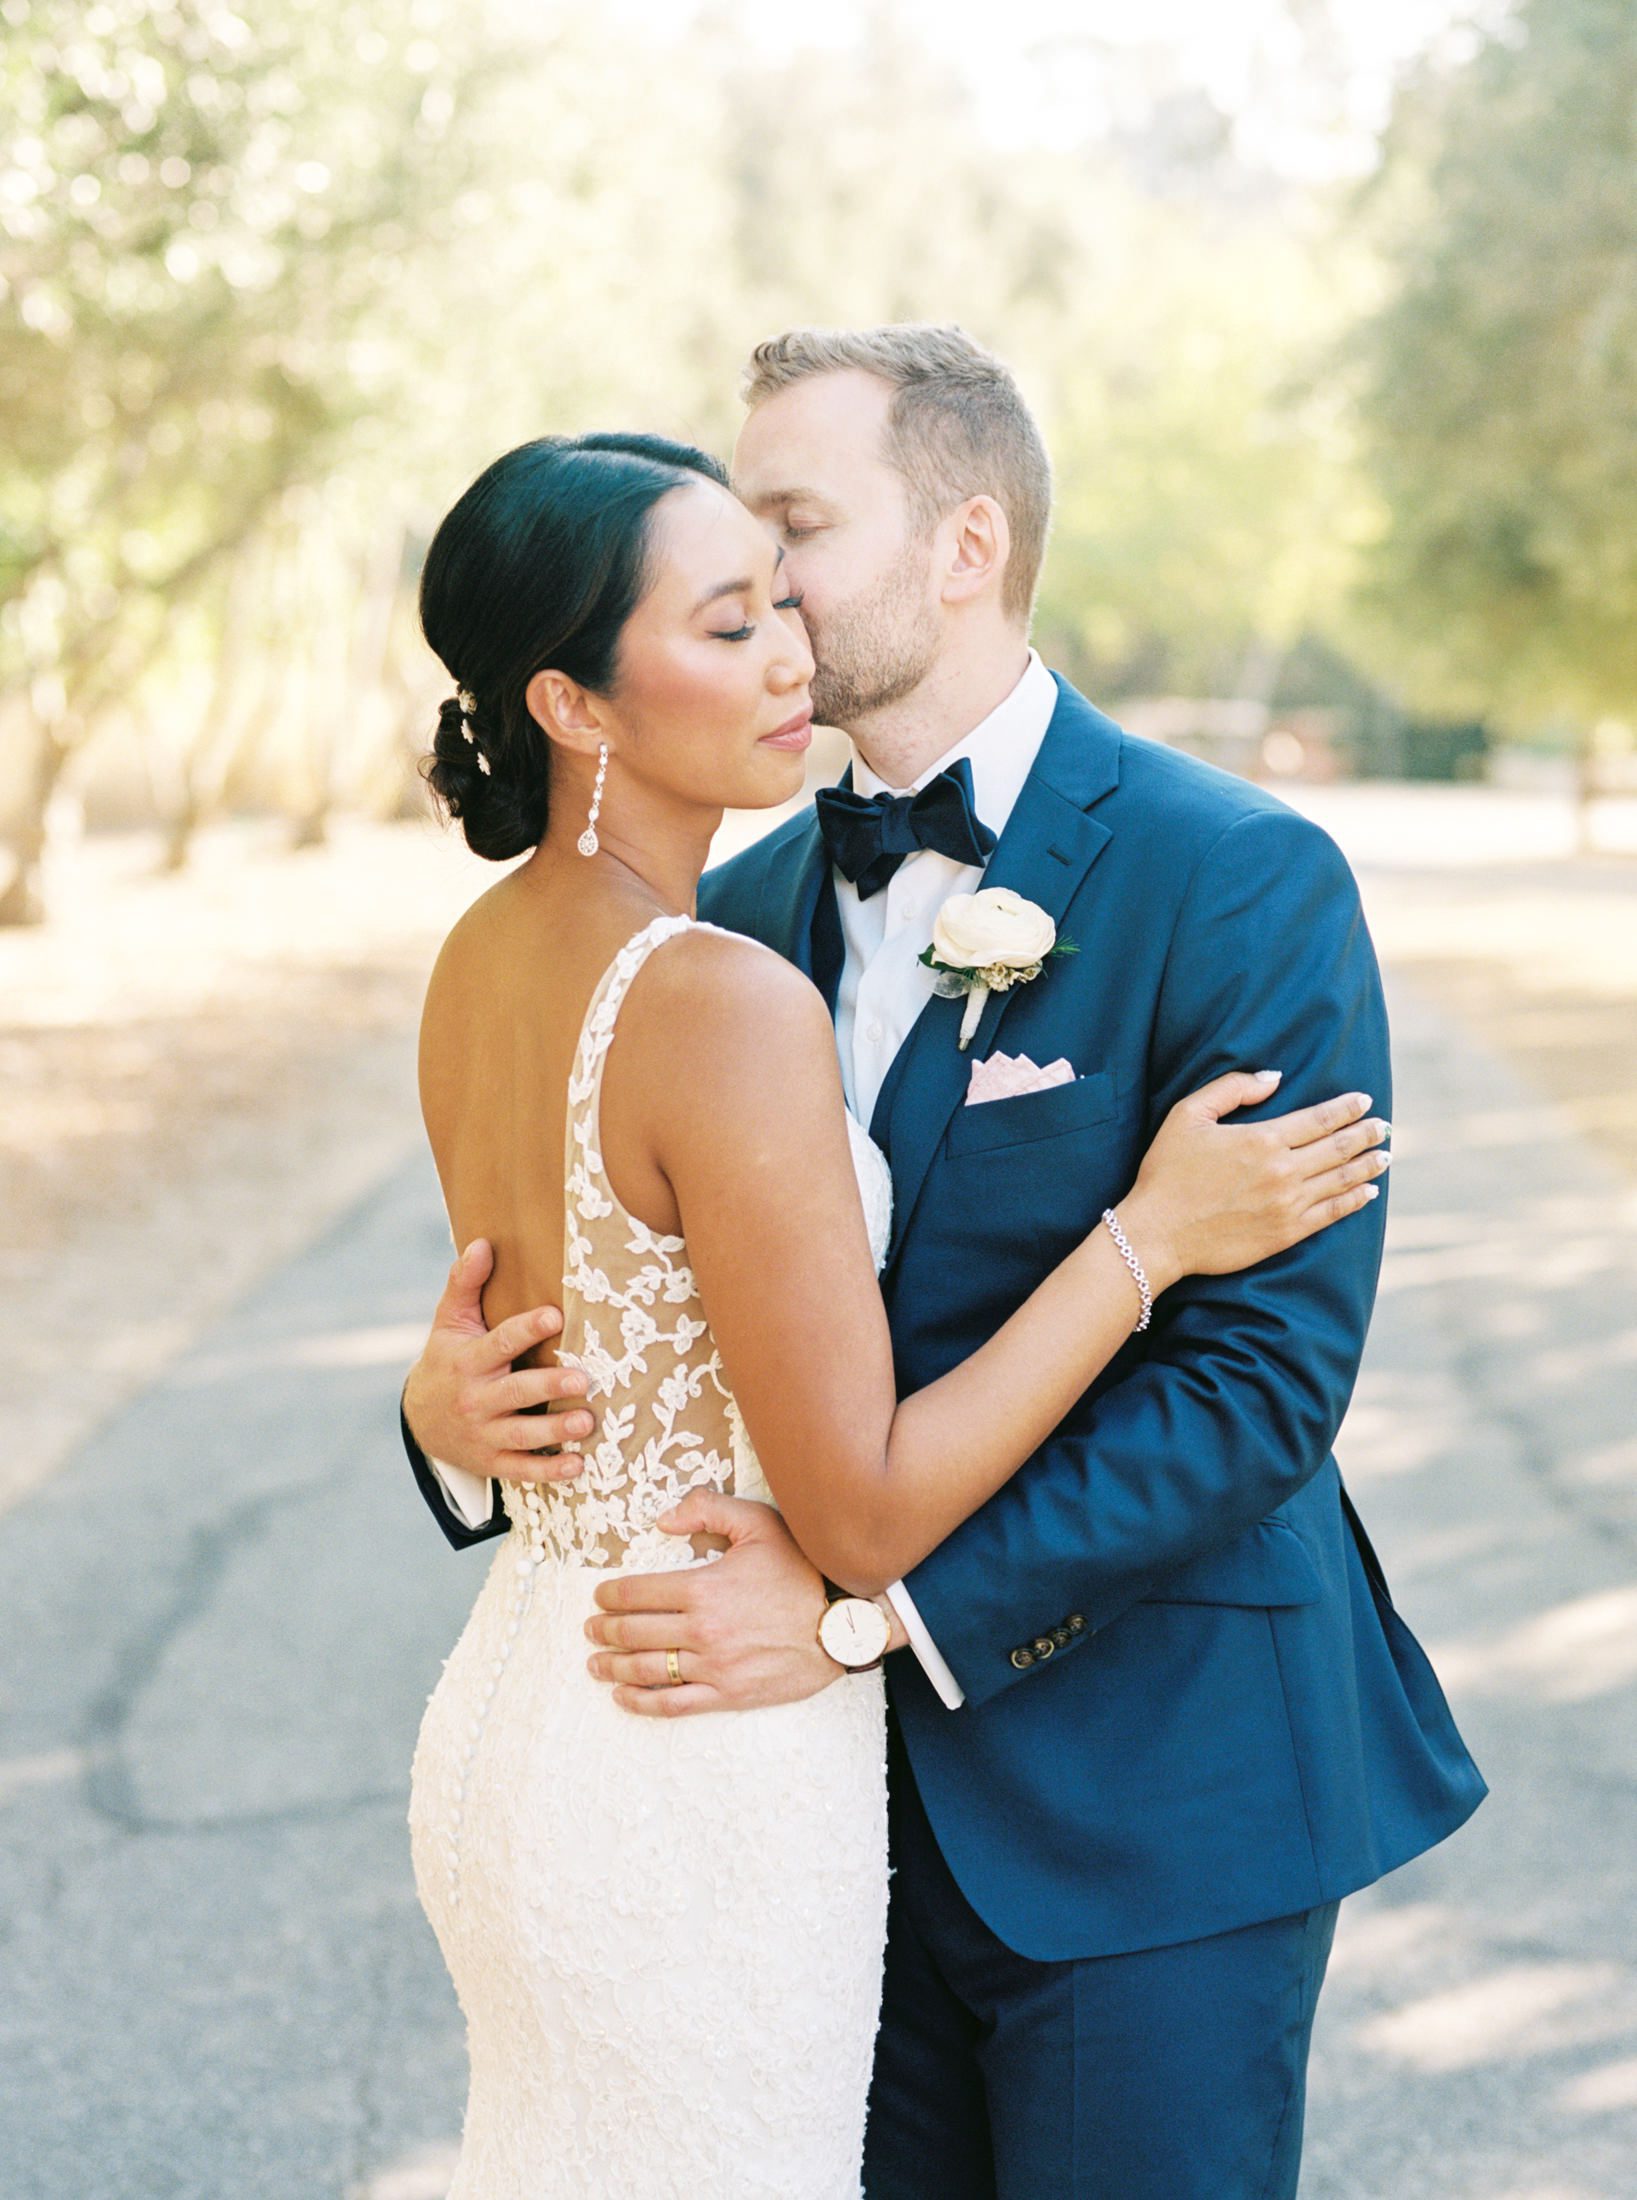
[919,886,1079,1050]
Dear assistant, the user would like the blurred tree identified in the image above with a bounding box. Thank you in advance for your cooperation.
[0,0,490,917]
[1029,182,1366,704]
[2,0,1461,916]
[702,15,1364,707]
[1351,0,1637,812]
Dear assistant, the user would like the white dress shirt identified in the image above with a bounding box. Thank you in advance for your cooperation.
[431,649,1060,1712]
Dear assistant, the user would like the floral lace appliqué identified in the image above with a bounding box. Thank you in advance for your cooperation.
[501,914,739,1572]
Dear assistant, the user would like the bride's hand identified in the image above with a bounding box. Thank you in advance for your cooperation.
[1115,1071,1391,1293]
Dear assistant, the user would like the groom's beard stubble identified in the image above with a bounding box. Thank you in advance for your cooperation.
[809,543,941,732]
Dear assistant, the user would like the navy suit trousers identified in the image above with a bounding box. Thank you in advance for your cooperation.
[864,1715,1339,2200]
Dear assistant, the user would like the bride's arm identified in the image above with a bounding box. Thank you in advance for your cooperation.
[639,933,1383,1598]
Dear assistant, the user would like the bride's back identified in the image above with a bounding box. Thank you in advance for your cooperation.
[423,892,748,1569]
[418,866,650,1372]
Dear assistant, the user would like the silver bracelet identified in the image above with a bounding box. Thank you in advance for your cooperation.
[1102,1207,1153,1332]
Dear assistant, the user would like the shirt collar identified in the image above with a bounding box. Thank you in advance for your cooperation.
[851,648,1056,841]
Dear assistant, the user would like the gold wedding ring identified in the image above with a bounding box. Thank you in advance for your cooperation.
[665,1647,684,1687]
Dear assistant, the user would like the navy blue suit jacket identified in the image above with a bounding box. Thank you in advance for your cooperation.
[405,674,1485,1961]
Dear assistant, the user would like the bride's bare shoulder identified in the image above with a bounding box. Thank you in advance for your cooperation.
[621,922,835,1088]
[594,917,855,1233]
[422,871,534,996]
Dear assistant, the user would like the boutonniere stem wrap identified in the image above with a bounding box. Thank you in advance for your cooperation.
[919,887,1079,1050]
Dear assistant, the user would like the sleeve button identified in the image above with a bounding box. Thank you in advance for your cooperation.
[1010,1647,1035,1670]
[1051,1626,1072,1648]
[1067,1615,1087,1634]
[1032,1636,1055,1659]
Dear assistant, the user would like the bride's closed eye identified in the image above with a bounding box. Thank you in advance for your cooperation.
[711,591,805,642]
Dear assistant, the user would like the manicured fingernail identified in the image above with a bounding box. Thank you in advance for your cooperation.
[1355,1094,1372,1110]
[1256,1069,1281,1083]
[1363,1184,1380,1199]
[537,1308,561,1332]
[569,1414,592,1436]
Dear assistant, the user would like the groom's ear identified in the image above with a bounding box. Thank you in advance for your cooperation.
[940,494,1011,609]
[526,667,606,756]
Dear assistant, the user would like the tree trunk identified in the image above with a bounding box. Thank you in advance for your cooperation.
[1573,728,1598,856]
[159,782,202,874]
[157,551,263,875]
[0,723,70,927]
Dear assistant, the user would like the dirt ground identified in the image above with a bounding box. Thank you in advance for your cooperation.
[1296,784,1637,1183]
[2,782,1633,1519]
[0,817,485,1514]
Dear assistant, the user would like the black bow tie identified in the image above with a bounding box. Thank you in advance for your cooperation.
[814,758,997,901]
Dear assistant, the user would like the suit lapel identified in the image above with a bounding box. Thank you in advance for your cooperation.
[872,679,1122,1268]
[755,808,839,1006]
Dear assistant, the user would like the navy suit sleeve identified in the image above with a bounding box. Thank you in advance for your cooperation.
[400,1382,509,1552]
[900,807,1392,1708]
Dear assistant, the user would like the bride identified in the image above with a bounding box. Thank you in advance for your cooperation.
[405,430,1388,2198]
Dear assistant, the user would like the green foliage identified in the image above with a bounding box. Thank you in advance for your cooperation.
[1029,186,1366,697]
[0,0,485,704]
[11,0,1632,906]
[3,0,1361,769]
[1352,0,1637,730]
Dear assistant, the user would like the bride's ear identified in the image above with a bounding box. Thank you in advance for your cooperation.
[526,667,607,759]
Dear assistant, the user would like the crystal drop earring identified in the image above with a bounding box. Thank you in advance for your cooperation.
[578,744,608,858]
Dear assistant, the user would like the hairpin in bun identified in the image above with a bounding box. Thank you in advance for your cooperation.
[450,688,490,771]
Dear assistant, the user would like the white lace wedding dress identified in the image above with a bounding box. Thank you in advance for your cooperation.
[409,914,893,2198]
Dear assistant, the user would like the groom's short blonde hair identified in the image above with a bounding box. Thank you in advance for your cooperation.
[741,324,1053,626]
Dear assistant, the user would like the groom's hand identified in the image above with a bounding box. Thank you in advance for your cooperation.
[403,1237,594,1483]
[586,1494,870,1717]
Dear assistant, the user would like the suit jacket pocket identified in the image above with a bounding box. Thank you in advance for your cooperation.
[945,1068,1119,1158]
[1138,1519,1324,1608]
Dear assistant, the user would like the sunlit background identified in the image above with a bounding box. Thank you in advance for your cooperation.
[2,3,1635,2195]
[5,0,1635,882]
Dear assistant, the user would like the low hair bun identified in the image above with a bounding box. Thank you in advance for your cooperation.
[422,689,543,863]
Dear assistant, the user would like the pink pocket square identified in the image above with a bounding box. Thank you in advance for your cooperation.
[965,1050,1076,1106]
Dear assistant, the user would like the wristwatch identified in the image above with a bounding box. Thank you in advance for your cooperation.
[817,1579,893,1673]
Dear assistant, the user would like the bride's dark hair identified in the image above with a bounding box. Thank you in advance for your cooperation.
[420,432,730,861]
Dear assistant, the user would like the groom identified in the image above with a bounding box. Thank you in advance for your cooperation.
[399,325,1485,2196]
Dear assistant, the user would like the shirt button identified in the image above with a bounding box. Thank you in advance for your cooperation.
[866,1021,884,1045]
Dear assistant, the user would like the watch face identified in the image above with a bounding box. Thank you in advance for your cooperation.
[820,1596,891,1668]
